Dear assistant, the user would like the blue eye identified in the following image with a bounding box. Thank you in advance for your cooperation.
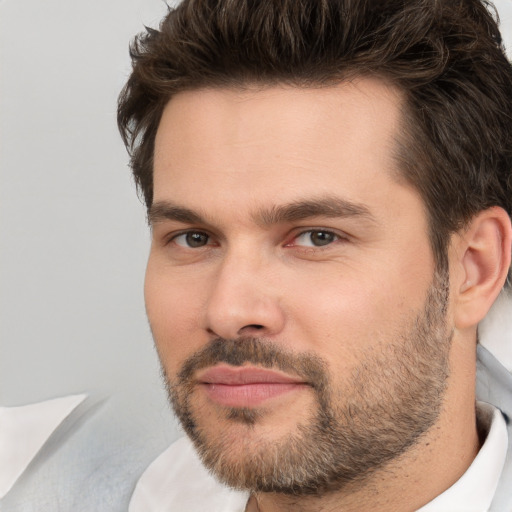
[174,231,210,248]
[294,230,338,247]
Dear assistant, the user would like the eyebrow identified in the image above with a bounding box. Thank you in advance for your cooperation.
[148,196,376,227]
[254,196,376,226]
[148,202,205,226]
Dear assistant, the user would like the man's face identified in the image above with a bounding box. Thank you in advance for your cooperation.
[146,80,453,493]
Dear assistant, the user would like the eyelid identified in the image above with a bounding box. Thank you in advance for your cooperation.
[164,228,214,247]
[285,227,348,248]
[159,226,348,249]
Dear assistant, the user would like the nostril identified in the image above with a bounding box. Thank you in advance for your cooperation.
[238,324,265,335]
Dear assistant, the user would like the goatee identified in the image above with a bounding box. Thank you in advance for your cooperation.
[162,270,452,495]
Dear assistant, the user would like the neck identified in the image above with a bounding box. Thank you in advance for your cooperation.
[247,342,480,512]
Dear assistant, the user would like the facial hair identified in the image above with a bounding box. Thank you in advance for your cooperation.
[162,269,452,496]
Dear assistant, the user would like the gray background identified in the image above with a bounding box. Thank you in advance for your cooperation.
[1,0,511,443]
[0,0,179,457]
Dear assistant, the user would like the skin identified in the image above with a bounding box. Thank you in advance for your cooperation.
[146,79,510,511]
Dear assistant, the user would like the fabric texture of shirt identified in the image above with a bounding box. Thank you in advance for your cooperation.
[0,393,170,512]
[0,394,87,499]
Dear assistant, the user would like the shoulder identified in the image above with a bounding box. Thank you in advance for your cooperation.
[1,394,167,512]
[129,436,249,512]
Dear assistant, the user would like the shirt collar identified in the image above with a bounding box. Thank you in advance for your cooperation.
[417,401,508,512]
[0,394,88,499]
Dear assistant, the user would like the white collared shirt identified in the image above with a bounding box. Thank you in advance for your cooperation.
[129,402,508,512]
[0,394,87,499]
[417,402,507,512]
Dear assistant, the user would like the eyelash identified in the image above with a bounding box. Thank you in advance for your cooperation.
[170,230,213,249]
[287,229,343,248]
[167,228,345,250]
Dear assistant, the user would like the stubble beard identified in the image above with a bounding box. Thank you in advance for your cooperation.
[161,269,452,496]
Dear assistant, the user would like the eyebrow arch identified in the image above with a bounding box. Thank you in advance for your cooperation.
[148,202,207,226]
[148,196,376,228]
[254,196,376,226]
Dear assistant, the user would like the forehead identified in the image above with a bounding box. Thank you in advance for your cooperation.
[153,79,408,217]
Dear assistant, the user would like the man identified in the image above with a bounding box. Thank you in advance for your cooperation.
[118,0,512,510]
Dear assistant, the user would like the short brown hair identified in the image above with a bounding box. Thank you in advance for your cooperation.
[118,0,512,277]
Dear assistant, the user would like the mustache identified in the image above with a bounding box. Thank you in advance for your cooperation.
[177,337,329,390]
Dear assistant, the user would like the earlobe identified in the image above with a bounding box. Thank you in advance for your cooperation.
[454,207,512,329]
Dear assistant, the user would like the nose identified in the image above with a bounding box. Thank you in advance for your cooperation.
[204,252,285,340]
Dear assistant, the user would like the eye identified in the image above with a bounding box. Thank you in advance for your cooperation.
[173,231,210,248]
[292,230,340,247]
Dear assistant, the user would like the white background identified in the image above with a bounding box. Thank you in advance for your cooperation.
[1,0,511,432]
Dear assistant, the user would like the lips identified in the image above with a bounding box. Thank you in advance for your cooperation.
[196,365,309,407]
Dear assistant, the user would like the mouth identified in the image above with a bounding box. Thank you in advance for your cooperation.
[196,365,310,408]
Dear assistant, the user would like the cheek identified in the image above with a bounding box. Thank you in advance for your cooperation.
[288,263,430,365]
[144,260,207,375]
[295,283,386,349]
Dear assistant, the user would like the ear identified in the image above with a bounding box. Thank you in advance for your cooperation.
[453,207,512,329]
